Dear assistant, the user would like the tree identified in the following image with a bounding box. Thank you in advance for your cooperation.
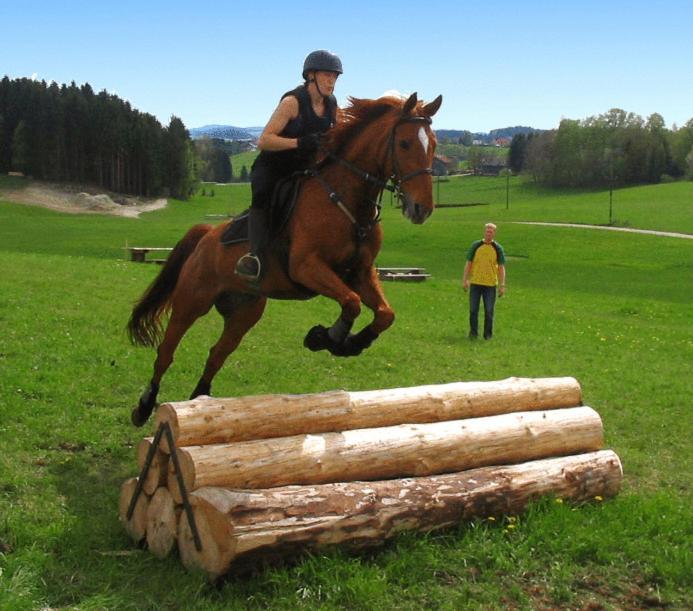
[524,130,555,183]
[165,116,196,199]
[211,149,231,183]
[194,138,232,183]
[508,134,527,173]
[11,120,30,173]
[667,118,693,178]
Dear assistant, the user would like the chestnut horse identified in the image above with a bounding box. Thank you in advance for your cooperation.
[128,92,442,426]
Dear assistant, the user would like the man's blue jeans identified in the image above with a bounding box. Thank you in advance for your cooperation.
[469,284,497,339]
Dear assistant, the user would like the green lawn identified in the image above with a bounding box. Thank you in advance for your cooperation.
[0,175,691,609]
[433,174,693,233]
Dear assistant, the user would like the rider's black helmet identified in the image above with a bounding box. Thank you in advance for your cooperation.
[302,50,343,80]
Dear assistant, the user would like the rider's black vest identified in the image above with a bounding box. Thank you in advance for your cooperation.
[254,84,337,174]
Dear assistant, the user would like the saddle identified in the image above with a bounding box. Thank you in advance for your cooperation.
[220,173,305,245]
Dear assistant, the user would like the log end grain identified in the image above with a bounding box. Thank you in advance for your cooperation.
[178,498,235,580]
[145,487,180,559]
[118,477,149,543]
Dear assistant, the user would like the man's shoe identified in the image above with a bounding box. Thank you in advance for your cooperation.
[468,332,478,340]
[235,253,261,280]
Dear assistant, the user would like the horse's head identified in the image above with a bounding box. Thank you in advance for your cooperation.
[388,92,443,224]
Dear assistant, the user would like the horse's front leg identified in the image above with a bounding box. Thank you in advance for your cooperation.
[299,261,393,357]
[337,266,394,356]
[291,256,365,356]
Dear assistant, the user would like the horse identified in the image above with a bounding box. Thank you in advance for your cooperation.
[127,91,443,427]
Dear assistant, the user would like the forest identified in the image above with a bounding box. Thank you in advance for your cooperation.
[508,109,693,187]
[0,77,196,198]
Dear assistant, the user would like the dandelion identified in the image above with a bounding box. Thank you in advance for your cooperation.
[594,495,603,502]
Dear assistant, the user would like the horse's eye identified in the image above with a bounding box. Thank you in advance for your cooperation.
[399,140,410,150]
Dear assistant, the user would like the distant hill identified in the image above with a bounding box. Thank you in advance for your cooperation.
[190,124,542,144]
[436,126,542,145]
[189,125,257,141]
[489,126,543,139]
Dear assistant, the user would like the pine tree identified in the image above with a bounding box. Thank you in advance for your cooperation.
[11,120,30,173]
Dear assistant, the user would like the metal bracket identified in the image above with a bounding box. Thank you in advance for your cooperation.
[126,421,203,552]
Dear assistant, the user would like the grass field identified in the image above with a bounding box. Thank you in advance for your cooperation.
[0,175,691,609]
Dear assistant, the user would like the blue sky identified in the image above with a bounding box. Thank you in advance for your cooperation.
[2,0,691,132]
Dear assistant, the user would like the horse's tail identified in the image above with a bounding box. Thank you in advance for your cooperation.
[127,224,213,347]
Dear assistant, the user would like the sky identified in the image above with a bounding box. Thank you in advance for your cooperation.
[2,0,692,133]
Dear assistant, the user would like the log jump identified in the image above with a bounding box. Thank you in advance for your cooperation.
[119,376,622,579]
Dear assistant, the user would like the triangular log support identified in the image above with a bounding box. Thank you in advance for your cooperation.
[126,421,202,552]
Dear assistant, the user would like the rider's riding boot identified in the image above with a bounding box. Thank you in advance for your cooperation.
[235,207,268,280]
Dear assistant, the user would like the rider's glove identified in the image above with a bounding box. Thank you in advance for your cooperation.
[297,133,321,154]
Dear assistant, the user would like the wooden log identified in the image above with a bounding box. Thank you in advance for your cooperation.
[155,377,582,451]
[178,450,622,579]
[137,437,169,495]
[118,477,150,543]
[168,406,602,502]
[145,487,180,558]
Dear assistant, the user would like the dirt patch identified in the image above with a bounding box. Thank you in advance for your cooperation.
[0,180,167,218]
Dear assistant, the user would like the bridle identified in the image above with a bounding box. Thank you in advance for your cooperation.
[308,113,434,234]
[387,115,434,200]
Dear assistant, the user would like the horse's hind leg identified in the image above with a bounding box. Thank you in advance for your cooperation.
[132,295,215,427]
[189,293,267,399]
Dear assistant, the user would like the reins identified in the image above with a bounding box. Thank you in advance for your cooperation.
[307,112,434,240]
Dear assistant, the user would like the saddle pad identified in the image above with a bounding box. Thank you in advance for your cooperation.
[220,210,249,245]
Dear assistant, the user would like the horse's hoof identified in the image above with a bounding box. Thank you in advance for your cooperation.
[131,382,159,427]
[304,325,329,352]
[131,405,151,427]
[337,328,379,357]
[190,380,211,399]
[331,340,363,357]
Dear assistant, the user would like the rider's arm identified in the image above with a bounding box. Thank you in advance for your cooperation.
[257,96,300,152]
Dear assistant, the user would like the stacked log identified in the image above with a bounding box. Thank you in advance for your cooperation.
[154,376,582,450]
[178,451,623,579]
[118,376,623,578]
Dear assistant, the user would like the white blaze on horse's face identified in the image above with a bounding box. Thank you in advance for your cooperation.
[418,126,430,155]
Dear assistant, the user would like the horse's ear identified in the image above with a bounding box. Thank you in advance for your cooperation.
[422,95,443,118]
[402,92,418,115]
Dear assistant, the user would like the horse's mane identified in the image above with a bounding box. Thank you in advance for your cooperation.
[324,96,404,156]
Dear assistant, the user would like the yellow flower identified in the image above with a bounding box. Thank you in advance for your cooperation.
[487,516,496,522]
[595,495,603,502]
[555,498,564,504]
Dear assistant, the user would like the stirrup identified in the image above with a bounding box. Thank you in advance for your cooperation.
[235,253,261,280]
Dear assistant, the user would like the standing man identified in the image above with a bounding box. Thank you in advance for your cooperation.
[462,223,506,340]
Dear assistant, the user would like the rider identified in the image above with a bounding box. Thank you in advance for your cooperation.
[235,49,343,280]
